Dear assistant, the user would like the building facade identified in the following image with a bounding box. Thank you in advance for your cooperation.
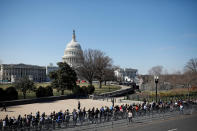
[46,65,59,81]
[0,64,46,83]
[62,30,83,67]
[114,68,138,82]
[124,68,138,81]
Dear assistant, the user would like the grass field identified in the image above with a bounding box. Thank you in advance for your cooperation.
[78,83,121,94]
[0,82,121,99]
[129,87,197,102]
[146,87,197,97]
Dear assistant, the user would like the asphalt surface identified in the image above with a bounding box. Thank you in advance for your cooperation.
[57,111,197,131]
[105,112,197,131]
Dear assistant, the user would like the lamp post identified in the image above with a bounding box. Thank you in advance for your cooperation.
[154,76,159,103]
[187,83,191,101]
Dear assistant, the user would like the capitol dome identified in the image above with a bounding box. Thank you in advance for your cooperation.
[62,30,83,67]
[66,39,82,50]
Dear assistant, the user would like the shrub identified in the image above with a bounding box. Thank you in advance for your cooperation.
[81,86,88,95]
[5,86,18,101]
[45,86,53,96]
[0,87,18,101]
[36,86,46,98]
[87,85,95,94]
[73,85,81,95]
[73,85,87,96]
[73,85,95,96]
[36,86,54,98]
[0,88,6,101]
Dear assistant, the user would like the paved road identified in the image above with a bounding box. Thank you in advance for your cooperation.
[58,107,196,131]
[107,113,197,131]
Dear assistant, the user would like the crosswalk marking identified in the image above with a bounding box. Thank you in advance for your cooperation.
[168,128,177,131]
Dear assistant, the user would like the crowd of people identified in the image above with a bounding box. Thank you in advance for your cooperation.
[0,99,196,130]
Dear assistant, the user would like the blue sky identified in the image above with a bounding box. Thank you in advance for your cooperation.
[0,0,197,74]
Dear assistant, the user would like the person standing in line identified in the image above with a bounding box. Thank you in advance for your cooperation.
[128,110,133,123]
[0,119,3,130]
[65,109,70,127]
[2,119,6,130]
[72,109,78,126]
[180,104,184,114]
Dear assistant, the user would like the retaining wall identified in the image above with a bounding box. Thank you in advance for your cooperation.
[0,94,87,107]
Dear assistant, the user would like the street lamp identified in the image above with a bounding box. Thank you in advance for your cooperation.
[154,76,159,103]
[187,83,191,101]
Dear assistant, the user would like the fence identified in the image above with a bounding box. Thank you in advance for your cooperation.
[0,102,196,131]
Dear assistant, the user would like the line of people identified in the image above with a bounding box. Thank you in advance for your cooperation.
[0,99,195,130]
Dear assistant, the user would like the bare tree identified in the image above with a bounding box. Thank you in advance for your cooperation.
[94,51,113,88]
[148,65,163,76]
[185,58,197,73]
[183,58,197,88]
[78,49,96,86]
[148,65,166,90]
[103,68,115,85]
[78,49,113,88]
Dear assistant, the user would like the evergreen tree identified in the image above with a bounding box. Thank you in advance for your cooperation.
[49,62,77,95]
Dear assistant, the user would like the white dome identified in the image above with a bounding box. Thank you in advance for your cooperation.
[66,39,82,50]
[62,30,83,67]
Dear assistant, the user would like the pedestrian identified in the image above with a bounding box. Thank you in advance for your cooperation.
[0,119,2,130]
[72,109,78,126]
[83,107,86,121]
[1,103,7,112]
[180,104,184,114]
[128,110,133,123]
[95,108,99,124]
[3,119,6,130]
[112,98,114,107]
[65,109,70,127]
[78,109,83,125]
[78,101,81,110]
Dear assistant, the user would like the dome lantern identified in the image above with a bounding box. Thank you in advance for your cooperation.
[72,30,76,42]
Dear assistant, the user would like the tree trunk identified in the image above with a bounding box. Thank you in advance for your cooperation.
[99,81,102,88]
[89,81,93,86]
[61,90,64,95]
[104,81,107,86]
[23,92,26,99]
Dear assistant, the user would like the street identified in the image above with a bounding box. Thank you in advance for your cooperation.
[109,112,197,131]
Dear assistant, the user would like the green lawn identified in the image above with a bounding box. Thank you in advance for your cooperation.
[0,82,51,89]
[78,82,121,94]
[129,87,197,102]
[0,83,13,89]
[94,85,121,94]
